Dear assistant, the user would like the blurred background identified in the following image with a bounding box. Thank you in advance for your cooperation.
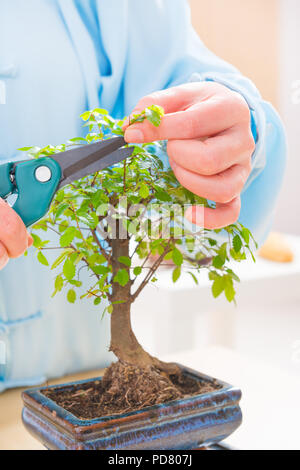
[189,0,297,234]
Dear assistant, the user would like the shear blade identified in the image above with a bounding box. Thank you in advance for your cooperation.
[59,146,134,189]
[50,136,134,188]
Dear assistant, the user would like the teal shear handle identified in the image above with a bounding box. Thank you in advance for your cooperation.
[0,158,62,227]
[0,137,133,228]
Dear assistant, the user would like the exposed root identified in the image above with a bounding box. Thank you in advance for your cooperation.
[100,361,183,412]
[151,357,181,376]
[43,360,220,420]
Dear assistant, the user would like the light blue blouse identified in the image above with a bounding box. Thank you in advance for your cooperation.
[0,0,286,391]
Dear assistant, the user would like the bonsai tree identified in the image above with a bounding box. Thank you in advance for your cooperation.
[20,106,256,414]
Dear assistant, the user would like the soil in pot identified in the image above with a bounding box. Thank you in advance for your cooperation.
[43,361,221,420]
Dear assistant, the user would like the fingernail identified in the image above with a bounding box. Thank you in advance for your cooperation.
[124,128,144,143]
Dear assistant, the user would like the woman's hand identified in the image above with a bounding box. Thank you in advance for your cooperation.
[124,82,255,229]
[0,199,33,269]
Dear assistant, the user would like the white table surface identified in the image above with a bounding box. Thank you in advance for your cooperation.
[165,346,300,451]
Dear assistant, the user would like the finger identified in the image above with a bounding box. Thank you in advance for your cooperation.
[170,159,250,204]
[124,96,246,144]
[0,241,9,270]
[0,199,29,258]
[126,87,190,123]
[123,82,216,129]
[185,197,241,230]
[167,127,254,176]
[28,234,33,247]
[123,81,240,129]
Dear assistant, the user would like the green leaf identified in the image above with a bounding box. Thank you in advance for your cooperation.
[164,251,173,261]
[218,243,228,261]
[172,248,183,267]
[55,203,68,220]
[93,265,109,276]
[133,266,142,276]
[59,222,68,233]
[172,267,181,283]
[212,277,225,298]
[74,253,84,265]
[107,305,113,314]
[155,188,172,202]
[94,297,101,306]
[212,255,225,270]
[139,183,150,199]
[233,235,242,253]
[93,108,109,115]
[67,289,76,304]
[32,234,42,249]
[60,227,77,247]
[37,251,49,266]
[187,271,199,285]
[230,248,246,262]
[145,105,164,127]
[63,259,76,281]
[51,250,71,270]
[241,227,250,245]
[80,111,91,121]
[55,275,64,292]
[224,277,236,302]
[68,137,86,143]
[96,203,109,216]
[18,146,34,151]
[226,268,240,283]
[31,222,48,232]
[114,269,129,287]
[118,256,131,267]
[68,280,82,287]
[92,190,108,208]
[88,253,106,266]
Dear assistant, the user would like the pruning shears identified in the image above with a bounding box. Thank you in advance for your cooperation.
[0,136,133,227]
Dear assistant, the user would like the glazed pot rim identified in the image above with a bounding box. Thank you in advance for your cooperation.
[22,363,241,433]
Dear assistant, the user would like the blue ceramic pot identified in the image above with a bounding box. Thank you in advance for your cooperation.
[22,364,242,450]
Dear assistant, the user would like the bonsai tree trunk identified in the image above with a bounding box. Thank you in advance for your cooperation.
[110,238,154,367]
[109,238,178,373]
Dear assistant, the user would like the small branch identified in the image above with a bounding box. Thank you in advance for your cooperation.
[87,290,101,299]
[91,172,99,187]
[69,203,90,252]
[131,251,152,287]
[131,241,172,301]
[91,229,110,261]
